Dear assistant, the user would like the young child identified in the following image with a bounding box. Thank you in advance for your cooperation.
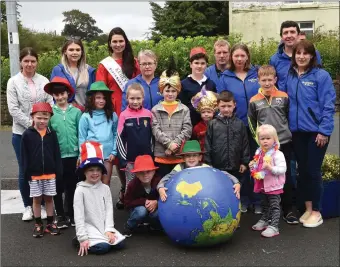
[248,65,297,224]
[123,155,161,237]
[78,81,118,186]
[73,141,125,256]
[21,102,62,237]
[151,68,192,178]
[191,88,218,152]
[44,77,82,228]
[157,140,241,202]
[250,124,286,238]
[117,83,153,195]
[204,91,249,189]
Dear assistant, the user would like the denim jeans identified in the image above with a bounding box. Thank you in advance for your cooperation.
[292,132,328,211]
[127,206,160,229]
[88,241,125,255]
[12,134,32,207]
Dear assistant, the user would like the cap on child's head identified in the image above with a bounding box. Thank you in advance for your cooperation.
[179,140,205,155]
[130,155,159,173]
[191,86,218,113]
[190,47,207,58]
[44,77,75,99]
[30,102,53,116]
[77,141,107,180]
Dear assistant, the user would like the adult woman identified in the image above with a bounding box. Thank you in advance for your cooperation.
[7,47,53,221]
[50,38,96,112]
[220,43,261,214]
[96,27,140,209]
[286,40,335,228]
[122,50,162,111]
[96,27,140,116]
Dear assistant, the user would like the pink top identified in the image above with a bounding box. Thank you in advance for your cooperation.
[27,78,36,103]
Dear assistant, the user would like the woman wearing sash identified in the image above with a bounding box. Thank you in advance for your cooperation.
[51,37,96,112]
[96,27,140,209]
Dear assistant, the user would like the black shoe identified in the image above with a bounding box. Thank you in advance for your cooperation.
[123,225,133,238]
[70,218,75,227]
[33,223,44,238]
[45,223,61,235]
[116,199,124,210]
[283,211,299,225]
[56,216,70,229]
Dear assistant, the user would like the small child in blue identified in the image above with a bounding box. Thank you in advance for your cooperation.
[78,81,118,185]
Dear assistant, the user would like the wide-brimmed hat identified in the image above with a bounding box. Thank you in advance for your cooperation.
[86,81,113,96]
[44,77,75,99]
[30,102,53,116]
[130,155,159,173]
[76,141,107,179]
[178,140,205,155]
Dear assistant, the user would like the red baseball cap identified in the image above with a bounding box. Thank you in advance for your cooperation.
[130,155,159,173]
[30,102,53,116]
[190,47,207,58]
[44,77,75,99]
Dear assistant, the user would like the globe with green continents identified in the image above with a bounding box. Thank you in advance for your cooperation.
[158,166,241,247]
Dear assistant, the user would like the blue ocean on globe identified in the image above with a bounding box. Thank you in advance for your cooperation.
[158,166,241,247]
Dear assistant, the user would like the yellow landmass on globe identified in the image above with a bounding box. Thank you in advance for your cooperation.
[176,181,203,198]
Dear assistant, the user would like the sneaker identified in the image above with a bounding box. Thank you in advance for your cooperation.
[22,206,33,221]
[252,220,269,231]
[41,205,47,220]
[261,226,279,238]
[254,205,263,215]
[45,223,61,235]
[33,223,44,238]
[240,204,248,213]
[70,218,76,227]
[123,225,133,238]
[299,211,312,224]
[283,211,299,225]
[303,214,323,228]
[56,216,70,229]
[116,199,124,210]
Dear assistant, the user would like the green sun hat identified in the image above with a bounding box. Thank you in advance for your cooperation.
[179,140,205,155]
[86,81,113,96]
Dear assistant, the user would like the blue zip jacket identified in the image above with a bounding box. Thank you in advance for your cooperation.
[50,63,96,102]
[122,74,163,111]
[220,66,260,126]
[205,64,224,93]
[270,43,322,91]
[78,110,118,159]
[285,67,336,136]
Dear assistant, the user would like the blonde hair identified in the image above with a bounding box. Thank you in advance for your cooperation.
[126,83,145,99]
[138,49,157,63]
[258,65,276,78]
[257,124,280,148]
[214,39,231,53]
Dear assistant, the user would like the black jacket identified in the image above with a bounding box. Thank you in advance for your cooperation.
[21,127,63,181]
[204,115,250,172]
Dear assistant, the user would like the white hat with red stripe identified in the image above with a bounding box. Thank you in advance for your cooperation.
[77,141,107,176]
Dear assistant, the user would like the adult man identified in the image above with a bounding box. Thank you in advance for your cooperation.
[270,21,322,91]
[205,39,230,93]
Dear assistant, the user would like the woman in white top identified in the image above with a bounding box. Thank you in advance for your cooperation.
[7,47,53,221]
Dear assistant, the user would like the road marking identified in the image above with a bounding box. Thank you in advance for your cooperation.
[1,190,24,214]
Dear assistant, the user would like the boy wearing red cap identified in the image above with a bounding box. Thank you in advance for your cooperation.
[45,77,82,228]
[123,155,162,237]
[21,102,62,237]
[179,47,217,126]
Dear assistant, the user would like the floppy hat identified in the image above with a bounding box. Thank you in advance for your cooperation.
[44,77,75,98]
[130,155,159,173]
[178,140,205,155]
[86,81,113,96]
[30,102,53,116]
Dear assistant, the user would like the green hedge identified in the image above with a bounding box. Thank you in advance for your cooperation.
[1,31,339,92]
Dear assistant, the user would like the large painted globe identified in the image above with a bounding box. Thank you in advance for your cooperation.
[158,166,241,247]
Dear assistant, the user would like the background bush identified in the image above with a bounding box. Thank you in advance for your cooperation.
[1,30,339,92]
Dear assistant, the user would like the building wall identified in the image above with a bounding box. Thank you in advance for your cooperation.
[230,2,339,43]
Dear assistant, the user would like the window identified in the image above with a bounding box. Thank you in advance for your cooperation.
[298,21,315,37]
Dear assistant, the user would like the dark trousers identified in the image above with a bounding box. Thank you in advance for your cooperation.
[155,163,177,178]
[54,157,78,219]
[261,194,281,229]
[292,132,328,211]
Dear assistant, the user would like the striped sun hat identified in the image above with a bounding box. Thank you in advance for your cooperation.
[77,141,107,176]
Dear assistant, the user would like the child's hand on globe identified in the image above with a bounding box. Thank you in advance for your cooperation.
[159,187,168,202]
[233,183,241,199]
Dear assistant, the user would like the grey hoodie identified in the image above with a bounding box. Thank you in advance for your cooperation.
[73,181,118,246]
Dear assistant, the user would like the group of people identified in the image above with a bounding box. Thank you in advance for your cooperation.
[6,20,336,255]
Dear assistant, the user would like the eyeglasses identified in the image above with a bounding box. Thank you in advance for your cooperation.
[66,36,81,41]
[139,62,156,67]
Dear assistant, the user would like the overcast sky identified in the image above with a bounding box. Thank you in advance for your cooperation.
[18,2,165,40]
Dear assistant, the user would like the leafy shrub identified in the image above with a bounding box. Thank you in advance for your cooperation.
[322,154,340,181]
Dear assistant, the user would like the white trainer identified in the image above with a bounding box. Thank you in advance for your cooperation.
[41,205,47,220]
[22,206,33,221]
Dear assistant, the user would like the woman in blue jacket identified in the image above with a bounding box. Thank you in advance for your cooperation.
[50,38,96,112]
[220,43,261,214]
[286,40,336,228]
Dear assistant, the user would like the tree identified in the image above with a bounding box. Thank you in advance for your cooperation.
[149,1,229,41]
[61,9,103,41]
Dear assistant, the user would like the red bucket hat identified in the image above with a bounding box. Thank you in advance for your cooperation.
[44,77,75,99]
[130,155,159,173]
[30,102,53,116]
[190,47,207,58]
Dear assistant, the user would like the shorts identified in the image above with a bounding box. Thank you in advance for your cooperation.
[29,179,57,197]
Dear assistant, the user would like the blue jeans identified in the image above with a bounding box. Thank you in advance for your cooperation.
[127,206,160,229]
[88,241,125,255]
[12,134,32,207]
[292,132,328,211]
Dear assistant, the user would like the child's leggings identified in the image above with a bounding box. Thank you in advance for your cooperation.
[260,194,281,229]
